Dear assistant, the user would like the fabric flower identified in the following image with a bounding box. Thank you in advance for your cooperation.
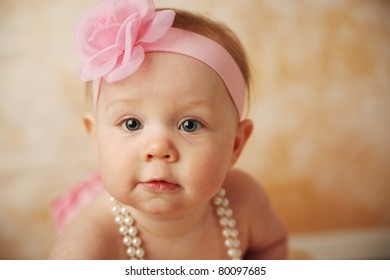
[75,0,175,82]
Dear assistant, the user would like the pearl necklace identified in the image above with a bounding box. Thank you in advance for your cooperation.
[110,188,242,260]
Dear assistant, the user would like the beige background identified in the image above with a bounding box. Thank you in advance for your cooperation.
[0,0,389,259]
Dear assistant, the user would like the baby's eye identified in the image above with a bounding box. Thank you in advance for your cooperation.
[121,118,142,131]
[179,119,204,133]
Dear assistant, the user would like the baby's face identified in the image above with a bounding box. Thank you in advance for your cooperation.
[92,53,241,216]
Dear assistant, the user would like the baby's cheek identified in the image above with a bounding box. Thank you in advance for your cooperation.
[98,146,126,181]
[194,151,231,185]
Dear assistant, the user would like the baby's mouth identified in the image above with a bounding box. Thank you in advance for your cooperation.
[138,180,180,192]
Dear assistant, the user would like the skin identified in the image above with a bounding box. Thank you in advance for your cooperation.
[49,53,287,260]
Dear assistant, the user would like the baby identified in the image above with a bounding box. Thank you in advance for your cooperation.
[49,0,287,260]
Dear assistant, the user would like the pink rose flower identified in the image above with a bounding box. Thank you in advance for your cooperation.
[75,0,175,82]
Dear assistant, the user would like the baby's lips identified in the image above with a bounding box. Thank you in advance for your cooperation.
[138,180,180,192]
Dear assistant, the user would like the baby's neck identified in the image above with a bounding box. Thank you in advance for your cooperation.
[126,203,214,239]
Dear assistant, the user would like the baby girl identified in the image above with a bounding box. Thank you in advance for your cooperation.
[49,0,287,260]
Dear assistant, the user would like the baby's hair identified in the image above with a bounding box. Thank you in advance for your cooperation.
[85,8,251,110]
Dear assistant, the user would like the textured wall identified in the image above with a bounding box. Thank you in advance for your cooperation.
[0,0,389,259]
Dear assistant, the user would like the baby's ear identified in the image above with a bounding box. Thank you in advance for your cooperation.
[231,119,253,165]
[83,113,98,155]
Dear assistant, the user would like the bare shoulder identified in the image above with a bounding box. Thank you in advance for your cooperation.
[224,169,269,207]
[224,169,287,259]
[49,192,121,260]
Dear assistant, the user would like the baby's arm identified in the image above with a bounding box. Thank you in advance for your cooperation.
[226,170,287,260]
[49,193,118,259]
[244,199,287,260]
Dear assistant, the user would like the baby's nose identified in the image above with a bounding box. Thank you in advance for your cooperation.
[143,136,178,163]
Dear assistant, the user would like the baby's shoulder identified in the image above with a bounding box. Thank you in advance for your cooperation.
[49,192,120,259]
[223,169,277,228]
[224,169,268,208]
[224,169,287,259]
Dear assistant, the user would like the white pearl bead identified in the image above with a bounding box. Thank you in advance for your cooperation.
[227,218,236,228]
[228,248,241,259]
[112,206,119,213]
[230,229,238,238]
[136,248,145,258]
[217,207,225,216]
[232,239,240,248]
[123,236,131,246]
[218,189,226,197]
[115,216,122,224]
[126,247,135,257]
[222,229,231,238]
[225,239,233,248]
[227,248,236,257]
[120,207,127,214]
[213,196,222,206]
[219,217,229,227]
[222,198,229,207]
[132,237,141,247]
[225,208,233,217]
[124,216,133,225]
[128,226,138,236]
[119,226,127,235]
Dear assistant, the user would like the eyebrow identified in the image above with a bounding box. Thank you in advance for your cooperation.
[180,99,210,106]
[104,93,216,117]
[107,96,210,107]
[105,97,142,111]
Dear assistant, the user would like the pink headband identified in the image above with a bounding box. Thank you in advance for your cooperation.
[75,0,246,116]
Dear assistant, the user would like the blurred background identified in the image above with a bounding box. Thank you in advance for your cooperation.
[0,0,389,259]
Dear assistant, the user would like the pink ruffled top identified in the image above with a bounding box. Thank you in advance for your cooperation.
[50,172,104,234]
